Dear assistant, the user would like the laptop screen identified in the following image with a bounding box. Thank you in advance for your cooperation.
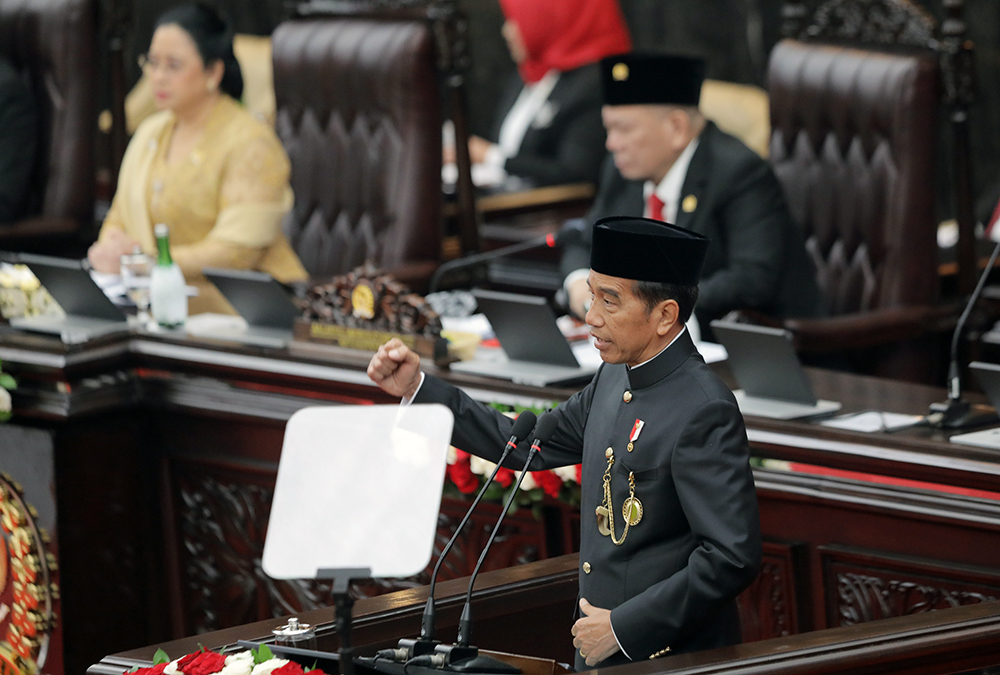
[18,254,126,321]
[710,320,817,405]
[472,289,579,367]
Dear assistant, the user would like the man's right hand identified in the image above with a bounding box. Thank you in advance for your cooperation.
[367,338,423,399]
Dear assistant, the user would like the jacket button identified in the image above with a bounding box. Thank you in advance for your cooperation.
[583,562,592,574]
[623,391,632,403]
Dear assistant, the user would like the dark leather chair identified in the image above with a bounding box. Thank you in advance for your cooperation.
[272,12,443,290]
[0,0,97,253]
[757,0,958,380]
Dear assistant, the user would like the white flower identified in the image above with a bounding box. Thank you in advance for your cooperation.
[517,471,537,491]
[250,658,290,675]
[468,456,496,477]
[219,651,254,675]
[0,388,10,414]
[447,445,458,464]
[163,660,180,675]
[554,465,578,484]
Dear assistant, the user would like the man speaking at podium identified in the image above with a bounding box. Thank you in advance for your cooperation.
[368,216,761,669]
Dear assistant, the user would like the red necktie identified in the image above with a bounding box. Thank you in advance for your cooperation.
[986,198,1000,241]
[647,193,666,222]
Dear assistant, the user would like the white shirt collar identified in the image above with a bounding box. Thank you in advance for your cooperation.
[496,70,561,158]
[643,137,699,223]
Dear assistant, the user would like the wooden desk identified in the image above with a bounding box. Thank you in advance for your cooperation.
[2,329,1000,674]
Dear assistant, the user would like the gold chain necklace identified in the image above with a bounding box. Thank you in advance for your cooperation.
[597,451,642,545]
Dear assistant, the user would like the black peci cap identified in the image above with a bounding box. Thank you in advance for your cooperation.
[590,216,709,285]
[600,52,706,107]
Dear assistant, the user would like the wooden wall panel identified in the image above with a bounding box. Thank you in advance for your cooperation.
[738,540,806,640]
[820,545,1000,627]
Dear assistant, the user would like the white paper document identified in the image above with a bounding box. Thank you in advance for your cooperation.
[820,411,924,433]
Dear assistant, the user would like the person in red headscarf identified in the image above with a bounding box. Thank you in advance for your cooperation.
[456,0,632,188]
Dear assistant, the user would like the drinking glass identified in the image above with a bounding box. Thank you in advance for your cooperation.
[120,248,153,324]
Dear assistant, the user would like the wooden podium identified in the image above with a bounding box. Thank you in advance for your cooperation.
[88,553,1000,675]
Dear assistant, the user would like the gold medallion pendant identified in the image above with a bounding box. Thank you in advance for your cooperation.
[595,505,612,536]
[623,496,643,526]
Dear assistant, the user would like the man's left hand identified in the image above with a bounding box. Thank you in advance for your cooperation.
[571,598,621,666]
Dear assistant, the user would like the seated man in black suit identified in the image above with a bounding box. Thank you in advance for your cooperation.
[0,56,37,224]
[561,53,823,332]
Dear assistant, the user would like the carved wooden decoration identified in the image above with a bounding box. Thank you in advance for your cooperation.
[171,461,544,634]
[803,0,936,47]
[737,541,804,641]
[821,546,1000,629]
[294,263,447,360]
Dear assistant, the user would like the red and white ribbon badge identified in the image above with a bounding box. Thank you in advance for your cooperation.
[629,419,645,443]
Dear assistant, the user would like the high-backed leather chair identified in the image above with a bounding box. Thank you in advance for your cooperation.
[0,0,97,253]
[759,0,956,380]
[272,13,443,289]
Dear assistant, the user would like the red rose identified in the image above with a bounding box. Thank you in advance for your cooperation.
[447,451,480,494]
[272,662,306,675]
[494,467,515,488]
[575,464,582,484]
[177,650,227,675]
[176,652,201,672]
[133,664,168,675]
[532,471,563,499]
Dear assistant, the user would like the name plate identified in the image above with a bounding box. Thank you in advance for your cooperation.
[293,319,447,360]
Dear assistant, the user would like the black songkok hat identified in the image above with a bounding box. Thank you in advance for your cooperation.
[600,52,706,107]
[590,216,709,285]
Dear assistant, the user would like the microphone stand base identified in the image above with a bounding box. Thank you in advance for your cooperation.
[355,654,520,675]
[441,653,521,674]
[929,400,999,430]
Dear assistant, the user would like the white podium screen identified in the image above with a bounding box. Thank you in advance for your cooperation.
[262,403,454,580]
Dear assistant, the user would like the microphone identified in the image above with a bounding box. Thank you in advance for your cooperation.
[434,414,559,673]
[428,220,586,293]
[929,239,1000,429]
[372,411,537,668]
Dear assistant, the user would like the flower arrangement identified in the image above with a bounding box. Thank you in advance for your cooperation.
[0,263,59,320]
[443,406,581,518]
[0,359,15,423]
[130,645,327,675]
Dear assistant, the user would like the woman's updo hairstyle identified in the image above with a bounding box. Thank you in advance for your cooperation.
[155,2,243,100]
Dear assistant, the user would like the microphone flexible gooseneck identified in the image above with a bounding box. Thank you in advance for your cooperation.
[930,238,1000,429]
[454,413,559,651]
[427,220,585,293]
[417,410,538,644]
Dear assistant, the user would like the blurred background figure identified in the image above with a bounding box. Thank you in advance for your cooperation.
[0,55,37,224]
[560,53,822,333]
[445,0,631,190]
[87,1,305,314]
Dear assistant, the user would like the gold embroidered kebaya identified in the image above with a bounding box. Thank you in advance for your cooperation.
[97,95,307,314]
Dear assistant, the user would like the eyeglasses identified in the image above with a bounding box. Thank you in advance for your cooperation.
[137,53,188,76]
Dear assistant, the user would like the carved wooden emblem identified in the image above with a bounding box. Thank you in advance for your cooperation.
[294,263,447,360]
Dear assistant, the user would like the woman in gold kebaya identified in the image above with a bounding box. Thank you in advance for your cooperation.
[88,2,306,314]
